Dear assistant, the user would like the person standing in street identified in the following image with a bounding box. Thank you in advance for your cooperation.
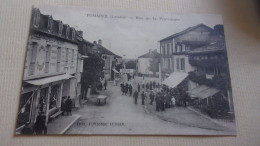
[146,83,149,91]
[120,82,124,95]
[137,83,140,92]
[155,92,160,111]
[129,84,132,96]
[104,80,107,90]
[34,112,47,134]
[125,83,128,95]
[141,91,145,105]
[133,90,139,104]
[66,96,72,116]
[149,92,154,105]
[61,96,66,116]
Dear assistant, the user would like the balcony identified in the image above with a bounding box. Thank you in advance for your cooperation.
[188,71,231,93]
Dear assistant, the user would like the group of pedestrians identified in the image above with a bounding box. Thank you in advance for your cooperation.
[132,80,177,113]
[61,96,73,116]
[155,91,176,112]
[120,82,133,96]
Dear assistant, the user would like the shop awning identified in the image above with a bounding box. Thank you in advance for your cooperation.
[187,85,209,96]
[188,85,220,99]
[25,74,73,86]
[112,68,119,73]
[162,72,188,88]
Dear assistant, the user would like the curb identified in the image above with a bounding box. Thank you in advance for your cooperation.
[59,115,81,134]
[187,107,232,130]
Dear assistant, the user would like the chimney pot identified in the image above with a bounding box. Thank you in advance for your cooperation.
[98,39,102,46]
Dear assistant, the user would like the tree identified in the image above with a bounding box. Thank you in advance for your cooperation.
[125,60,136,69]
[81,53,104,99]
[148,54,159,76]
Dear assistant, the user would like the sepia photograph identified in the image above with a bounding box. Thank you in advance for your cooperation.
[15,5,236,135]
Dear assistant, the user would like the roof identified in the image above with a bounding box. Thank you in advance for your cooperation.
[187,85,220,99]
[162,72,188,88]
[159,23,214,42]
[138,51,160,58]
[97,44,121,58]
[187,40,226,54]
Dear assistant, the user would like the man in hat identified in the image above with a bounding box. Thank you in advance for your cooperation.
[34,112,47,134]
[133,90,139,104]
[66,96,72,116]
[21,122,34,134]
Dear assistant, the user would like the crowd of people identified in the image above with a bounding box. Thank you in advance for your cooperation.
[119,78,179,113]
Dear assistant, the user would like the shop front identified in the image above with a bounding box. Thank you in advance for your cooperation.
[16,74,72,132]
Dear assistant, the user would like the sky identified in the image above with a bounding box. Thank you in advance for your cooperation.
[36,5,223,59]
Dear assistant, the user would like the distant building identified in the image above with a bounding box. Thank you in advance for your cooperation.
[17,8,83,131]
[93,40,121,80]
[187,38,235,114]
[137,49,160,76]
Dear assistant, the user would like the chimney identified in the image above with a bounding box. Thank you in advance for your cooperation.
[149,49,152,54]
[76,31,83,38]
[98,39,102,46]
[93,41,97,45]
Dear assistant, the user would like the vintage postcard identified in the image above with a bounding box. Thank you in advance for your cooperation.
[15,5,236,135]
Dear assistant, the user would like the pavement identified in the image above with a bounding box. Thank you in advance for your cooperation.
[47,114,81,134]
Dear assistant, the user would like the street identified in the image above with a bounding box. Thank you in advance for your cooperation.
[65,76,235,135]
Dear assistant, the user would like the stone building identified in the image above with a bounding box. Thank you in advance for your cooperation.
[159,23,223,88]
[137,49,160,76]
[93,40,121,80]
[16,8,83,131]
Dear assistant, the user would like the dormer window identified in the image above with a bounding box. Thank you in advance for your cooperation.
[71,28,75,40]
[47,16,53,32]
[33,8,40,28]
[66,26,70,38]
[58,21,63,36]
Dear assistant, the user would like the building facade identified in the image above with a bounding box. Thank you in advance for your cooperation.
[16,8,83,130]
[159,24,221,80]
[93,40,121,80]
[137,49,160,76]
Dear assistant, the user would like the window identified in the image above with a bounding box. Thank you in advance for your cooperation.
[177,45,181,52]
[49,85,59,110]
[180,58,185,71]
[56,47,61,72]
[47,16,53,32]
[176,58,180,70]
[29,42,38,75]
[161,45,165,55]
[66,27,70,38]
[58,21,63,36]
[168,58,171,69]
[72,29,75,40]
[33,9,40,28]
[171,43,173,54]
[182,44,186,52]
[65,48,69,66]
[172,59,174,71]
[45,45,51,73]
[71,49,74,64]
[167,44,170,55]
